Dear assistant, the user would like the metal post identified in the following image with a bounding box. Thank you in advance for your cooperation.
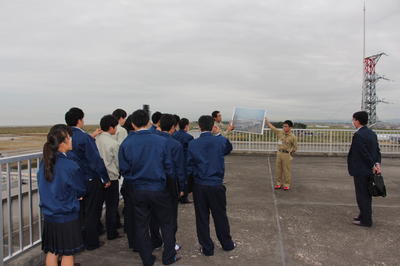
[28,160,33,245]
[0,163,4,266]
[18,162,23,251]
[248,133,251,150]
[6,163,12,257]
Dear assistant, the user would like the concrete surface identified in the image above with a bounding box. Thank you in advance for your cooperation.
[17,155,400,266]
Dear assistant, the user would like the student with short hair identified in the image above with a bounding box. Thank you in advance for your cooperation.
[211,110,234,136]
[265,118,298,190]
[173,114,180,131]
[173,118,194,204]
[122,114,134,133]
[112,108,128,144]
[96,115,121,240]
[38,124,86,266]
[149,111,162,133]
[65,107,110,251]
[150,114,185,252]
[119,110,180,266]
[187,115,235,256]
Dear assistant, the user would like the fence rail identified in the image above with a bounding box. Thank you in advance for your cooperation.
[0,152,42,265]
[1,129,400,264]
[227,129,400,154]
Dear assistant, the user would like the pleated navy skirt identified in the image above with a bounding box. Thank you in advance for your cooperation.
[42,218,84,256]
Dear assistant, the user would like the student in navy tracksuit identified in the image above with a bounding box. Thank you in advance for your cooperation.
[38,124,86,266]
[119,110,180,266]
[65,107,111,250]
[149,111,162,133]
[187,115,235,256]
[150,114,185,251]
[120,131,138,251]
[173,118,194,204]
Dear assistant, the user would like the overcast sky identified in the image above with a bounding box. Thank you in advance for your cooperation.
[0,0,399,126]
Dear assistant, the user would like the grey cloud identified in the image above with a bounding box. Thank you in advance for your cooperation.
[0,0,399,125]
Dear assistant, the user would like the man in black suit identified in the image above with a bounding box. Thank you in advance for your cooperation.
[347,111,381,227]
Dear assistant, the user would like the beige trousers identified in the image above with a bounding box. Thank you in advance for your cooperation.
[275,151,292,187]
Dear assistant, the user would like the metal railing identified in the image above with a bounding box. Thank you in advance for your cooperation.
[1,129,400,263]
[227,129,400,154]
[0,152,42,265]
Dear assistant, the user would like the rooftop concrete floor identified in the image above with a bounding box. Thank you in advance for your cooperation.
[75,155,400,266]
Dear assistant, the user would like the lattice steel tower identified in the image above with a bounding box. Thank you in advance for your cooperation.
[361,53,387,126]
[361,1,388,127]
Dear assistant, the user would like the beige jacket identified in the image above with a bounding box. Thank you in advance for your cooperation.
[96,132,120,181]
[114,124,128,145]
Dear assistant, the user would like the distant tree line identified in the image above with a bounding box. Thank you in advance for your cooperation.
[271,122,307,129]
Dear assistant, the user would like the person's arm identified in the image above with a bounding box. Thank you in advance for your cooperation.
[174,145,186,195]
[118,144,130,177]
[265,117,280,134]
[67,164,87,198]
[162,145,174,179]
[106,142,120,179]
[223,122,234,136]
[90,128,103,139]
[353,133,375,170]
[217,135,233,155]
[374,134,382,174]
[114,143,120,176]
[84,135,110,185]
[186,145,195,177]
[291,136,298,154]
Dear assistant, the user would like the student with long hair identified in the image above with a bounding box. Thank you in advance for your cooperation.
[38,124,86,266]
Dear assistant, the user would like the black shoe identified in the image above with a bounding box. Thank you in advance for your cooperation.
[353,217,360,221]
[352,221,372,227]
[107,233,122,240]
[180,199,193,204]
[200,247,214,256]
[86,241,105,251]
[144,255,156,266]
[223,242,236,251]
[163,255,181,265]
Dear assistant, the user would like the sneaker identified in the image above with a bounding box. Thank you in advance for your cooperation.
[283,186,290,191]
[175,244,181,251]
[274,185,282,189]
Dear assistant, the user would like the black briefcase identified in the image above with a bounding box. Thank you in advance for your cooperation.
[369,173,387,197]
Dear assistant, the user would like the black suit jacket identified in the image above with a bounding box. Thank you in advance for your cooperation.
[347,126,381,177]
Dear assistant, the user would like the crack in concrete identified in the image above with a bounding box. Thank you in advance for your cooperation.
[267,156,287,266]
